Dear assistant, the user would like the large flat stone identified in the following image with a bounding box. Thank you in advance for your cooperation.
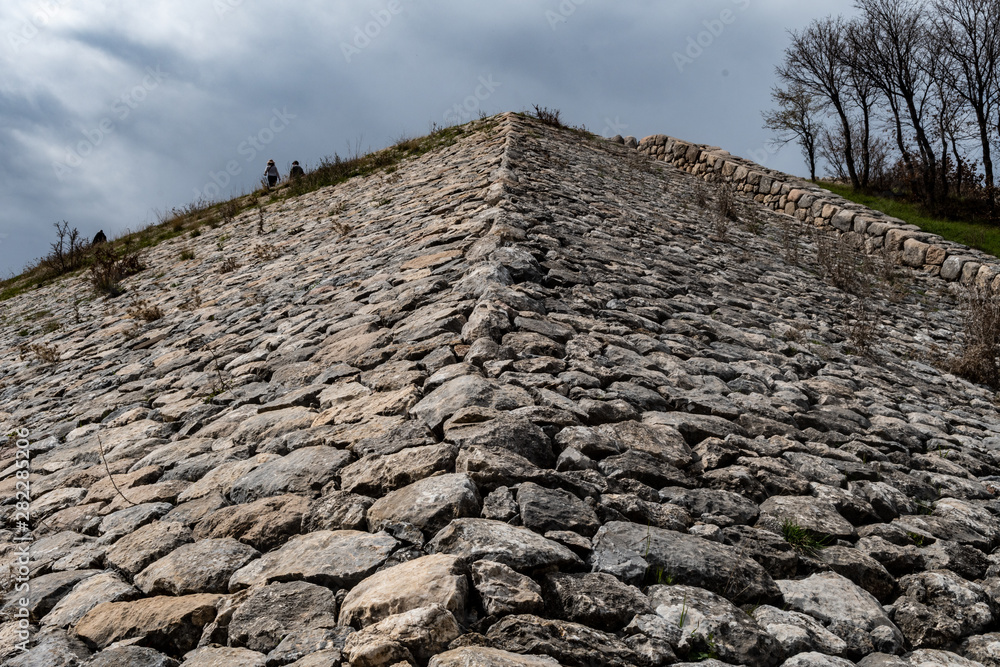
[339,554,468,628]
[228,530,398,591]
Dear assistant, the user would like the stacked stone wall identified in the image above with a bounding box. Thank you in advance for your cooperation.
[632,133,1000,291]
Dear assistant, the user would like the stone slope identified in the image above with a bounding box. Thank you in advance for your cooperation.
[2,112,1000,666]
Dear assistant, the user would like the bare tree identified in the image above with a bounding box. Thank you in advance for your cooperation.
[44,221,85,275]
[851,0,940,206]
[763,83,824,180]
[776,16,863,189]
[933,0,1000,208]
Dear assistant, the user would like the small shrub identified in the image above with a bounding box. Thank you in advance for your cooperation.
[741,203,765,235]
[220,200,240,225]
[948,285,1000,388]
[190,228,202,238]
[90,242,144,297]
[41,220,88,277]
[847,296,877,357]
[179,248,195,261]
[127,298,163,322]
[780,218,801,264]
[715,182,738,221]
[694,179,710,208]
[816,232,869,297]
[252,244,280,261]
[711,212,730,243]
[29,342,59,364]
[180,286,202,311]
[531,104,562,127]
[219,257,239,274]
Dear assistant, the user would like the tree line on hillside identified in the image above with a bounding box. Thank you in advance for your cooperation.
[765,0,1000,215]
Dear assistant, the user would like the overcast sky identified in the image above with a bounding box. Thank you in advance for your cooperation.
[0,0,859,279]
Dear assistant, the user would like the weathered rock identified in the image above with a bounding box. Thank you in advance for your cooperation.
[228,446,351,503]
[471,560,544,617]
[104,521,193,578]
[265,627,352,666]
[195,493,311,551]
[85,645,180,667]
[650,585,785,666]
[229,581,339,653]
[339,554,469,628]
[481,486,519,522]
[752,604,848,658]
[410,375,532,431]
[134,537,259,595]
[75,594,222,654]
[487,614,643,667]
[893,570,993,648]
[817,545,898,603]
[456,445,554,491]
[426,518,583,572]
[41,571,139,628]
[516,482,600,537]
[960,632,1000,666]
[621,613,681,666]
[301,490,374,533]
[2,627,91,667]
[904,648,985,666]
[543,572,650,631]
[777,572,904,659]
[343,604,461,666]
[429,647,560,666]
[446,412,555,467]
[781,653,854,667]
[659,486,759,527]
[590,521,781,604]
[0,569,98,622]
[180,646,266,667]
[367,473,482,537]
[228,530,398,590]
[758,495,856,540]
[340,443,459,496]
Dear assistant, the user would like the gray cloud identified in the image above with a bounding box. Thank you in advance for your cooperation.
[0,0,858,278]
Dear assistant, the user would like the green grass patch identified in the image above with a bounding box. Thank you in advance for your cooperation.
[781,518,830,556]
[820,182,1000,258]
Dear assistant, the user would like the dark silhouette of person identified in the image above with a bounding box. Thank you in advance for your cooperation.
[264,159,280,188]
[289,161,304,179]
[92,230,107,245]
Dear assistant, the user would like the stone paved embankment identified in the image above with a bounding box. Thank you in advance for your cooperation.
[1,113,1000,666]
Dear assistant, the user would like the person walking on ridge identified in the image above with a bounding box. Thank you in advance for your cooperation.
[264,159,280,189]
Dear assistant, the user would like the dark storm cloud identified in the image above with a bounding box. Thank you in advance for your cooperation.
[0,0,859,278]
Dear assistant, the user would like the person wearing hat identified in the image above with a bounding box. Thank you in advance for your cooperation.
[289,160,304,180]
[263,159,280,189]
